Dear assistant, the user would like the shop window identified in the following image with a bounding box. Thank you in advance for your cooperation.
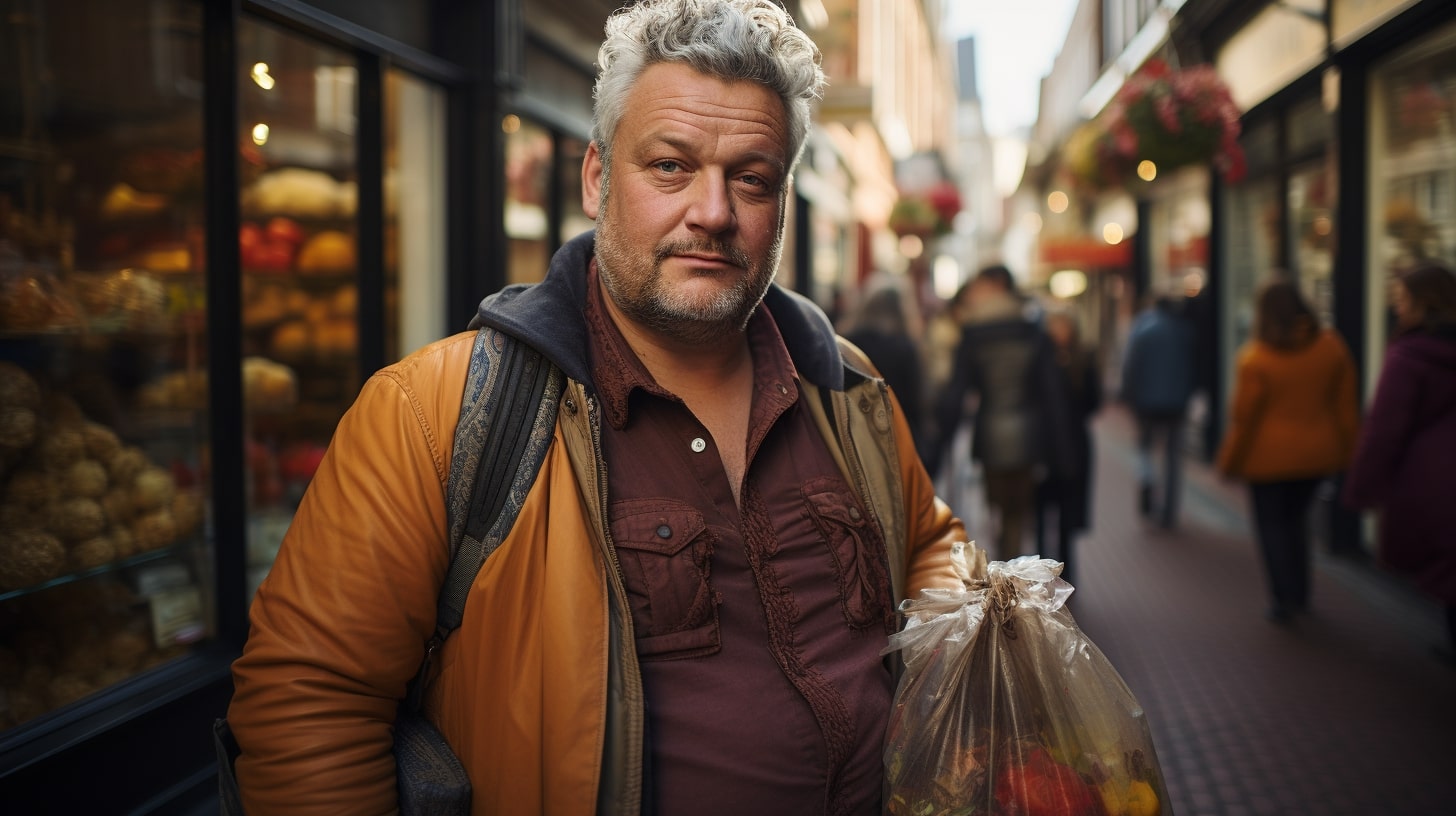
[558,134,594,246]
[1288,159,1337,327]
[384,69,448,360]
[1,0,213,731]
[1220,120,1280,381]
[504,116,551,285]
[237,18,360,599]
[1368,18,1456,388]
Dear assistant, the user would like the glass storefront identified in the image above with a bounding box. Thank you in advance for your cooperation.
[1368,18,1456,387]
[0,0,450,739]
[1,0,213,730]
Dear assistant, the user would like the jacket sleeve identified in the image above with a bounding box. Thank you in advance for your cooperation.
[228,368,453,815]
[1343,350,1418,509]
[1215,348,1264,478]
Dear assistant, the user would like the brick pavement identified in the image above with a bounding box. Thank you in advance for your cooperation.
[938,405,1456,816]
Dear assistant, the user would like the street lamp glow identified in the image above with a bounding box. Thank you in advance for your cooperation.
[1049,269,1088,298]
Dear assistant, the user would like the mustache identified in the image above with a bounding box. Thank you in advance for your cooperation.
[653,240,751,269]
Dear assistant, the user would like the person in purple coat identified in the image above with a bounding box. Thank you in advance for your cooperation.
[1343,260,1456,664]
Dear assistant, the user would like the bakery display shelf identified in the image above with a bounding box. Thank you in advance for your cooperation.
[114,408,204,438]
[0,545,186,605]
[241,268,355,286]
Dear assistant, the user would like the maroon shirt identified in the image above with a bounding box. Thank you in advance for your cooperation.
[584,266,897,816]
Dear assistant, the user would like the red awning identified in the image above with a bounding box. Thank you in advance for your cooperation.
[1038,237,1132,268]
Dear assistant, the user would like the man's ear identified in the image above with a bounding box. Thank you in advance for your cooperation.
[582,141,604,219]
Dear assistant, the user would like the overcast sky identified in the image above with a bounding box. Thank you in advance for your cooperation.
[947,0,1080,136]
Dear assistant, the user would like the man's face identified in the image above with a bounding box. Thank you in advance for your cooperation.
[583,61,790,346]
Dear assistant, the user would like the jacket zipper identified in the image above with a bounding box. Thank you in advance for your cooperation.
[585,393,646,816]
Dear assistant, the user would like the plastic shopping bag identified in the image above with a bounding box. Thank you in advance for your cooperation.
[883,542,1169,816]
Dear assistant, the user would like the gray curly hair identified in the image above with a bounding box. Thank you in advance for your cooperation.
[591,0,825,194]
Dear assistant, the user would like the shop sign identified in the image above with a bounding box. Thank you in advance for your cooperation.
[1039,236,1133,268]
[1333,0,1420,48]
[1216,3,1327,112]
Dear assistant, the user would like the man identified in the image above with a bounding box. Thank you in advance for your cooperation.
[1121,293,1198,529]
[226,2,963,814]
[926,265,1070,561]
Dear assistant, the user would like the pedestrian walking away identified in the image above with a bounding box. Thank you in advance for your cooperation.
[926,265,1072,562]
[1217,277,1359,623]
[843,280,928,455]
[222,2,965,813]
[1120,292,1198,530]
[1343,259,1456,664]
[1034,305,1102,586]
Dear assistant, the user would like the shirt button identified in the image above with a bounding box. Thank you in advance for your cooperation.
[777,383,788,395]
[656,525,672,539]
[849,507,862,521]
[691,437,707,453]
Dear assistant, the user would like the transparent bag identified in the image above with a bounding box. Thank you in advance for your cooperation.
[883,542,1170,816]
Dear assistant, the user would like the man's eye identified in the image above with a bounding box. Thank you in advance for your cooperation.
[653,160,682,173]
[739,174,766,188]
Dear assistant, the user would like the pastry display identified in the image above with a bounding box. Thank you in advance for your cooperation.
[242,167,355,219]
[295,229,356,274]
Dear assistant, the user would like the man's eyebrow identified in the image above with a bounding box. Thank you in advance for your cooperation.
[646,132,786,173]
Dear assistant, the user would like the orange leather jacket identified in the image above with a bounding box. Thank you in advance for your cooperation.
[228,234,964,816]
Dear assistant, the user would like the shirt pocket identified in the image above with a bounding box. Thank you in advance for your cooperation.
[609,499,720,660]
[802,479,893,631]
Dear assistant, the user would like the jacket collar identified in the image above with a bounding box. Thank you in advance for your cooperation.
[468,230,851,392]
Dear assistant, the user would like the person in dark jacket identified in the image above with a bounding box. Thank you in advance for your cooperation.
[1344,260,1456,662]
[843,282,926,449]
[1120,294,1197,529]
[1035,306,1102,585]
[927,265,1072,561]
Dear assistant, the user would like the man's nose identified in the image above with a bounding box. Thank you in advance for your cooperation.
[686,172,735,233]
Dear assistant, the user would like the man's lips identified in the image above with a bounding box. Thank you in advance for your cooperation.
[674,252,740,268]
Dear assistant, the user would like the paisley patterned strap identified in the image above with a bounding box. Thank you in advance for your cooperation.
[437,326,563,638]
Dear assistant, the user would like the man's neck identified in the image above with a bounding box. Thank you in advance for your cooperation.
[598,285,755,398]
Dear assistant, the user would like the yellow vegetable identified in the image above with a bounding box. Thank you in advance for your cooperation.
[1098,780,1160,816]
[1126,780,1160,816]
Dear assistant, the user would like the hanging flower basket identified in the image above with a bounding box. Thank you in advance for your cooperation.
[1067,59,1246,191]
[889,182,962,238]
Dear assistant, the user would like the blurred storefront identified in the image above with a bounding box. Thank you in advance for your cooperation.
[0,0,963,810]
[0,0,656,809]
[1022,0,1456,555]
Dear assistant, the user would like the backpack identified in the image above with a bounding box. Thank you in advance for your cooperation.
[216,325,564,815]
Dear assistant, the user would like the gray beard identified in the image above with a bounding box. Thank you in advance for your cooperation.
[594,224,781,347]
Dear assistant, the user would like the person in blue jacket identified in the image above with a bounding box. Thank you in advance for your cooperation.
[1121,293,1198,529]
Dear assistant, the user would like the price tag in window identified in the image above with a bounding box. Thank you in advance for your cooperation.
[150,586,206,648]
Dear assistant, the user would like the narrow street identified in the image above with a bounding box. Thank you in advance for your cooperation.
[939,405,1456,816]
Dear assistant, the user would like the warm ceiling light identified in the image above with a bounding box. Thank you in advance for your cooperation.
[1103,223,1125,244]
[1137,160,1157,181]
[251,123,270,146]
[1047,190,1069,213]
[501,114,521,134]
[251,62,275,90]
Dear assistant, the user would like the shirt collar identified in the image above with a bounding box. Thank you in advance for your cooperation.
[584,261,801,430]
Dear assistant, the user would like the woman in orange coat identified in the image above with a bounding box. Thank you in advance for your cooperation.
[1217,279,1360,623]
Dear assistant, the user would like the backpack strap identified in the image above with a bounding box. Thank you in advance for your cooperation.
[406,326,563,710]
